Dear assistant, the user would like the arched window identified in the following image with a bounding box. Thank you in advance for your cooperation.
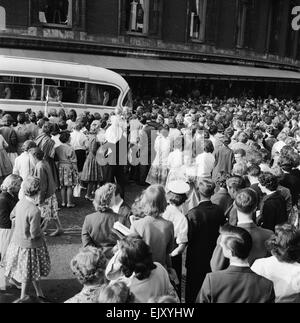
[0,6,6,30]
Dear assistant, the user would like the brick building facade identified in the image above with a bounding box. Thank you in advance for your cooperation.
[0,0,300,98]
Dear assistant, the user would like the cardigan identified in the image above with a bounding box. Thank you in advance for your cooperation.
[11,198,44,249]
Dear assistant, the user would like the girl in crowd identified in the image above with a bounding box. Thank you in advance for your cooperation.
[70,120,88,177]
[4,176,51,300]
[129,185,174,269]
[0,175,22,290]
[55,131,78,208]
[65,247,107,303]
[0,132,13,185]
[30,147,63,236]
[105,237,179,303]
[163,180,189,297]
[81,183,125,259]
[81,120,103,201]
[251,224,300,303]
[35,122,59,189]
[146,125,170,186]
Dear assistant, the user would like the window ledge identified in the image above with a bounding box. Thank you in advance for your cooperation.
[189,39,206,44]
[38,23,73,30]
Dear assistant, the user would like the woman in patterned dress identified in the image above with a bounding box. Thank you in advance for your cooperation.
[55,131,78,208]
[4,176,51,300]
[81,120,103,201]
[65,246,107,303]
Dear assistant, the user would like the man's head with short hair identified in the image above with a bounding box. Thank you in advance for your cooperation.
[247,164,261,178]
[219,224,253,261]
[235,189,257,215]
[226,176,246,199]
[198,179,216,198]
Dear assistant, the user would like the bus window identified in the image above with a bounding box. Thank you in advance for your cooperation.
[87,84,120,106]
[44,79,85,104]
[13,77,42,101]
[0,76,42,101]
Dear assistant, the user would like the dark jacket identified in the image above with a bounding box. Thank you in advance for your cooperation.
[212,145,234,181]
[280,170,300,206]
[185,201,225,303]
[82,209,124,259]
[259,191,287,232]
[211,189,233,214]
[210,222,273,272]
[0,191,18,229]
[197,266,275,303]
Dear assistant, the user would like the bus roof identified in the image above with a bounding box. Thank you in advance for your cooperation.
[0,55,129,90]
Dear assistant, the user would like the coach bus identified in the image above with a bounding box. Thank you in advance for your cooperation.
[0,55,132,115]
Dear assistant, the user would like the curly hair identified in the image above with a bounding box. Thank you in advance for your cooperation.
[258,172,278,192]
[22,176,40,197]
[93,183,116,212]
[119,237,156,280]
[266,224,300,263]
[1,174,22,194]
[70,247,107,285]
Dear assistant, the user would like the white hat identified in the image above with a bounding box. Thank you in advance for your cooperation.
[166,180,190,194]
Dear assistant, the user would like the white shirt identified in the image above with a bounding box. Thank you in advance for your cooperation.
[70,130,88,150]
[251,256,300,301]
[163,204,188,245]
[51,134,62,148]
[195,152,215,178]
[13,152,35,180]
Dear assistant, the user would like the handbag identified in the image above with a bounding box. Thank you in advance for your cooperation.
[73,184,81,198]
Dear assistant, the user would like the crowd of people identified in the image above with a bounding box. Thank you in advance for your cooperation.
[0,94,300,303]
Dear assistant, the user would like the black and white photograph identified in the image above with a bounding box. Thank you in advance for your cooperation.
[0,0,300,311]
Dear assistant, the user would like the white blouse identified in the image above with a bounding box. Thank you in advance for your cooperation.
[163,204,188,245]
[251,256,300,302]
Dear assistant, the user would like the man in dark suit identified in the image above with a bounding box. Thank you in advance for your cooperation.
[258,172,287,232]
[211,188,273,272]
[198,225,275,303]
[185,179,225,303]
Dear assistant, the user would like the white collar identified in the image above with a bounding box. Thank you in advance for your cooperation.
[111,199,124,214]
[230,261,249,267]
[237,220,254,225]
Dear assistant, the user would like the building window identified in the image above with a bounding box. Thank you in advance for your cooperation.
[122,0,162,36]
[189,0,207,42]
[0,6,6,30]
[236,0,250,48]
[31,0,85,29]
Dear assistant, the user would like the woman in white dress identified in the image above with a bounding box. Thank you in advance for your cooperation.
[146,125,170,186]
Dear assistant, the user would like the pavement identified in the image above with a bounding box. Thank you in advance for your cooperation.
[0,183,143,303]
